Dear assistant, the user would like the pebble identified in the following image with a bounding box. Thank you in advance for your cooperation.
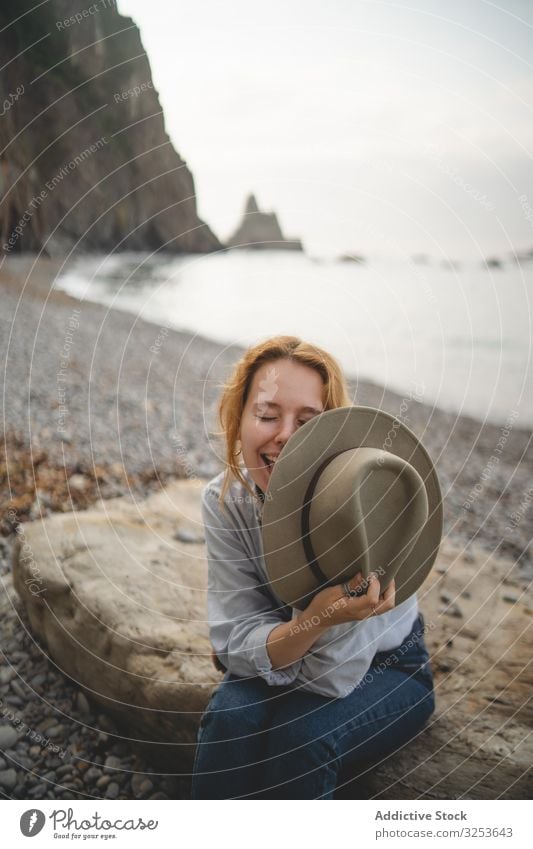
[76,690,91,716]
[11,679,30,700]
[54,431,71,443]
[47,724,65,739]
[173,528,205,544]
[85,766,103,783]
[0,726,18,749]
[0,757,6,770]
[0,769,17,790]
[62,781,82,791]
[105,781,120,799]
[56,765,74,778]
[37,717,58,733]
[98,714,116,732]
[131,773,154,798]
[68,474,89,491]
[103,755,122,774]
[96,775,111,789]
[439,603,463,618]
[503,593,519,604]
[9,651,28,662]
[28,782,48,797]
[0,667,16,685]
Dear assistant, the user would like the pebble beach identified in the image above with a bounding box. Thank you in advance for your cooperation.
[1,255,532,800]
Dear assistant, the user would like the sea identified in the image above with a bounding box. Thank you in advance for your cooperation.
[55,250,533,429]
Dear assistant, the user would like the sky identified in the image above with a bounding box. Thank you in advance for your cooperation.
[117,0,533,260]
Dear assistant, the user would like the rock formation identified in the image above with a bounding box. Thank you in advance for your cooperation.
[0,0,220,255]
[12,479,533,793]
[227,194,303,250]
[339,253,365,264]
[12,477,221,770]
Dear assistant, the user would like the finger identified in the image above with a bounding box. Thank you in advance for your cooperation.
[378,577,395,599]
[348,571,364,589]
[345,571,365,597]
[364,572,381,606]
[377,578,396,611]
[384,577,396,598]
[348,570,378,594]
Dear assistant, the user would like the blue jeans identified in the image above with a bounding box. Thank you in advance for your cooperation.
[191,612,435,799]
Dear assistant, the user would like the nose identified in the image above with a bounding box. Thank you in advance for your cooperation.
[274,416,297,446]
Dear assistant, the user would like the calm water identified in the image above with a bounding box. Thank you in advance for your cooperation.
[55,251,533,428]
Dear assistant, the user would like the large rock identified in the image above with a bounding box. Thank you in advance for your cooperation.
[12,479,223,770]
[12,480,533,795]
[227,194,303,250]
[0,1,220,255]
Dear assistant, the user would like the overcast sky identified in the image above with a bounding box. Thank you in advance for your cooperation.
[117,0,533,260]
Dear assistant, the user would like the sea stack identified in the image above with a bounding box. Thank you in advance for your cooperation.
[227,194,303,251]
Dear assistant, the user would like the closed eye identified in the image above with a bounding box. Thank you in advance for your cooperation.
[255,414,315,426]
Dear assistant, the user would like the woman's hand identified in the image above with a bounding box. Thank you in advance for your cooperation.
[302,571,396,630]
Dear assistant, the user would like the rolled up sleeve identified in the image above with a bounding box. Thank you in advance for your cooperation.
[292,622,370,698]
[202,486,303,686]
[292,597,420,698]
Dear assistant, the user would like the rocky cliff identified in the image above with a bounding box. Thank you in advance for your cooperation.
[0,0,220,255]
[227,194,303,250]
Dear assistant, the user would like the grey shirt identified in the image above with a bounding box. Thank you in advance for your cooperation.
[202,467,419,699]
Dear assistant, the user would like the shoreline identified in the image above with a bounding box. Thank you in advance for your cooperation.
[1,256,532,581]
[4,252,530,429]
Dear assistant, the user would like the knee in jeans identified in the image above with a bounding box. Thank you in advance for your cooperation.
[200,684,272,742]
[266,719,338,763]
[203,705,262,743]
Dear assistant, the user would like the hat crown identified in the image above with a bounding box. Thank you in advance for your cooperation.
[308,447,429,586]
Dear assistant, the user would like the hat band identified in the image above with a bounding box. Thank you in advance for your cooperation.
[300,448,348,589]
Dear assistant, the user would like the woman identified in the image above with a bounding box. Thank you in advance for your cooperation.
[191,335,435,799]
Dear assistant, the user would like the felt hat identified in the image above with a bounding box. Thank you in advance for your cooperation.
[261,405,443,610]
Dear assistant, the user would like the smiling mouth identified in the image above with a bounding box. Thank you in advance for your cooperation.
[260,453,279,473]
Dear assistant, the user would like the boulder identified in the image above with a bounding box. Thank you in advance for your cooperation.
[12,479,223,770]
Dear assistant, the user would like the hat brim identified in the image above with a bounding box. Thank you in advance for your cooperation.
[262,406,443,609]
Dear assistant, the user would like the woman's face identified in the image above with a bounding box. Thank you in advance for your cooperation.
[239,358,325,492]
